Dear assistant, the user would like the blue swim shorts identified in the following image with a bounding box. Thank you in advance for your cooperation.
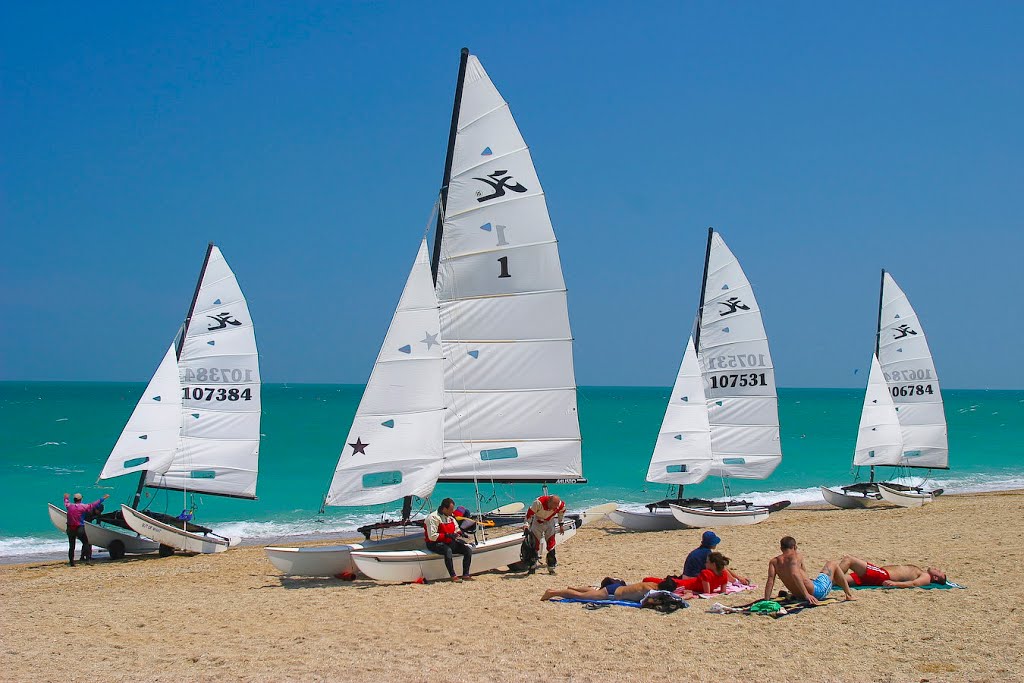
[811,572,833,600]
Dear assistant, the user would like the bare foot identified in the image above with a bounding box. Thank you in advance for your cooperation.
[541,589,557,601]
[845,592,858,601]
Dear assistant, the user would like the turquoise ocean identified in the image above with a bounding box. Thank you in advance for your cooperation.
[3,382,1022,560]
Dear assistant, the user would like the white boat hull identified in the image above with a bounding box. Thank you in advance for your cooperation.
[878,483,933,508]
[668,503,769,527]
[820,486,881,509]
[607,508,690,531]
[352,520,578,582]
[48,504,159,555]
[120,504,239,554]
[265,534,425,577]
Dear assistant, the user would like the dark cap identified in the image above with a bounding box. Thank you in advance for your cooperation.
[701,530,721,547]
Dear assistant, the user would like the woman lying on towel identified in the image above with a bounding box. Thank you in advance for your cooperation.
[541,576,686,602]
[646,552,737,595]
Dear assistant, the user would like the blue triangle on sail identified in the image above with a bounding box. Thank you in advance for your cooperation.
[481,147,493,156]
[872,399,878,403]
[138,434,148,440]
[468,350,479,359]
[214,299,222,305]
[895,313,900,319]
[722,284,729,290]
[897,348,903,353]
[192,413,200,419]
[872,427,877,431]
[381,419,395,429]
[716,401,723,406]
[152,396,161,401]
[207,340,216,346]
[398,345,412,354]
[680,396,688,402]
[674,434,683,440]
[479,222,493,232]
[722,327,730,333]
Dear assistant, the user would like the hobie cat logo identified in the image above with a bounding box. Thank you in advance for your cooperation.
[207,312,243,331]
[718,297,750,317]
[474,170,527,202]
[893,324,917,340]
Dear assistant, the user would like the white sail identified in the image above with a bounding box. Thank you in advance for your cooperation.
[852,355,904,466]
[147,246,262,499]
[434,54,582,482]
[647,337,714,485]
[99,342,183,480]
[698,232,781,479]
[325,240,445,506]
[877,272,948,469]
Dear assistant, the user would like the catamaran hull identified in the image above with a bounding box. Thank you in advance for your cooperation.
[820,486,882,509]
[48,504,159,555]
[668,503,769,527]
[351,521,578,582]
[120,504,239,554]
[878,483,933,508]
[265,534,425,577]
[607,508,690,531]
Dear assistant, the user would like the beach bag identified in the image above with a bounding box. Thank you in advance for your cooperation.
[640,590,688,613]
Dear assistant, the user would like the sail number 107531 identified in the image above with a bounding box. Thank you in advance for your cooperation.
[709,373,768,389]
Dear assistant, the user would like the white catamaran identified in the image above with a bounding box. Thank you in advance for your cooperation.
[645,229,790,528]
[267,49,584,580]
[47,244,261,555]
[821,270,948,508]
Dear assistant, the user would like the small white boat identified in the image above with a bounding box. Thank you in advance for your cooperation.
[265,533,425,577]
[48,503,159,558]
[878,483,934,508]
[121,505,240,555]
[669,503,769,527]
[607,508,689,531]
[819,485,881,509]
[823,271,949,509]
[352,520,577,582]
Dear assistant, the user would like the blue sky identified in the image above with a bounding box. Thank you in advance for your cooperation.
[2,2,1022,388]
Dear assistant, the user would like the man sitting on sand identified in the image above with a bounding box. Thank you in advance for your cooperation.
[764,536,856,605]
[839,555,947,588]
[542,576,682,603]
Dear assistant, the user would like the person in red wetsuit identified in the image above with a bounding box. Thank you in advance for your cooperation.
[63,492,109,566]
[839,555,947,587]
[525,494,566,569]
[425,498,473,582]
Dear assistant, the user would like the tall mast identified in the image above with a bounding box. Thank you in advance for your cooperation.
[869,267,886,484]
[692,227,715,353]
[429,48,471,286]
[131,242,215,510]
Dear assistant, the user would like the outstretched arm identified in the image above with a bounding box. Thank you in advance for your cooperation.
[883,574,931,588]
[728,568,750,585]
[763,562,776,600]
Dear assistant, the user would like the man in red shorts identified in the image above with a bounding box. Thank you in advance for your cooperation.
[839,555,947,587]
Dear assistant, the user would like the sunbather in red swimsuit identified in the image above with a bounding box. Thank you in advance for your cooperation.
[849,563,890,586]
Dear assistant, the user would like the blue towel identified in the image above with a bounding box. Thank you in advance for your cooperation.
[551,597,642,608]
[838,580,965,591]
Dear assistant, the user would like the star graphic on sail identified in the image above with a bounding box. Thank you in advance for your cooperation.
[349,438,369,456]
[421,332,439,349]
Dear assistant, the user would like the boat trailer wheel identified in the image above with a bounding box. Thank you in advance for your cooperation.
[107,539,126,560]
[158,544,176,557]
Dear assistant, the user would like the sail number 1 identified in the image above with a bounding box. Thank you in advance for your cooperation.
[709,373,768,389]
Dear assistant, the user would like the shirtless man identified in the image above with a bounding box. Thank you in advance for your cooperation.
[764,536,856,605]
[541,577,666,603]
[839,555,947,588]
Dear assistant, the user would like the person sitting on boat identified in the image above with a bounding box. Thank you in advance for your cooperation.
[541,576,676,602]
[63,492,109,566]
[839,554,947,587]
[652,552,740,595]
[764,536,856,604]
[425,498,473,582]
[681,531,751,584]
[525,494,565,568]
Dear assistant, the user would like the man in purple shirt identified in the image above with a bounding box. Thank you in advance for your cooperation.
[63,492,109,566]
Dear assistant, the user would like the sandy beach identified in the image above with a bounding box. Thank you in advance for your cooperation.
[2,490,1022,683]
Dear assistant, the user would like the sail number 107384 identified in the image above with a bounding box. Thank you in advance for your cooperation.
[182,387,253,401]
